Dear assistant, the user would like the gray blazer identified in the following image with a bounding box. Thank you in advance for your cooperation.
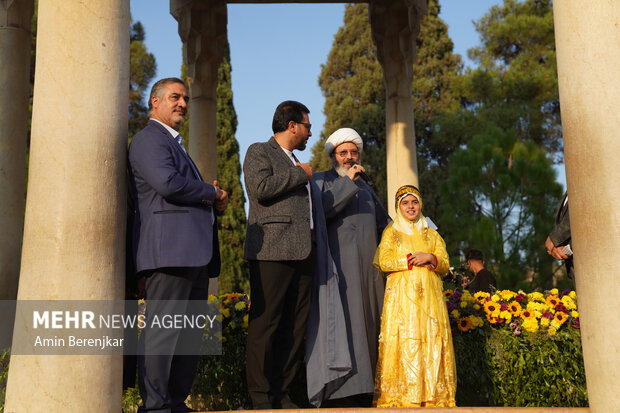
[243,137,312,261]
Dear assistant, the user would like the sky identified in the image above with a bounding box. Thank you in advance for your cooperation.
[129,0,565,188]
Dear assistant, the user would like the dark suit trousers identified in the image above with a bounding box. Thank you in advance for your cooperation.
[246,247,315,408]
[138,266,210,413]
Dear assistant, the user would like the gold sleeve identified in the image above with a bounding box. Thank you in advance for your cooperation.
[430,229,450,275]
[373,225,409,273]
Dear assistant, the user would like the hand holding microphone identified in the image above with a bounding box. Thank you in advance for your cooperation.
[347,160,373,185]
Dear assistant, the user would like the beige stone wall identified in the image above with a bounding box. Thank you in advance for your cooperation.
[553,1,620,412]
[4,0,130,411]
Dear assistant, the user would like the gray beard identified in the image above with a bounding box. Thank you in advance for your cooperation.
[335,164,348,177]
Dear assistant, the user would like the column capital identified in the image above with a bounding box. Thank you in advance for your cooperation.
[170,0,227,98]
[369,0,425,97]
[0,0,34,30]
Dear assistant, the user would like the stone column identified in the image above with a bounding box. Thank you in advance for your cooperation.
[171,0,227,183]
[4,0,129,411]
[553,2,620,412]
[369,0,425,213]
[0,0,34,300]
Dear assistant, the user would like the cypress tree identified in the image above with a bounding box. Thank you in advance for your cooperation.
[313,1,461,209]
[215,42,248,294]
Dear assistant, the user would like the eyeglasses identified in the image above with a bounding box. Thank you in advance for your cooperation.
[295,121,312,131]
[335,149,359,157]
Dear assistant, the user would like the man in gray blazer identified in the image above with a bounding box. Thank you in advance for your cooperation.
[128,77,228,413]
[244,100,315,409]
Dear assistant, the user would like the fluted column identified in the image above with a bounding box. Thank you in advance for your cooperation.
[0,0,34,300]
[4,0,129,411]
[370,0,425,213]
[553,2,620,412]
[171,0,227,182]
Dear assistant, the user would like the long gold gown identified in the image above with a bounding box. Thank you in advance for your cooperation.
[373,221,457,407]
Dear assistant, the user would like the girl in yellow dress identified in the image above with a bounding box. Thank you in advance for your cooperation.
[373,185,456,407]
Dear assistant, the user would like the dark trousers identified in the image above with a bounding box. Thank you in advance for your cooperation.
[138,266,210,413]
[246,248,315,409]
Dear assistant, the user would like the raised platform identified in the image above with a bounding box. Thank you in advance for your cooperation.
[197,408,590,413]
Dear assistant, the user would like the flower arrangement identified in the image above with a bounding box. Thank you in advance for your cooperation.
[445,288,580,337]
[446,288,587,407]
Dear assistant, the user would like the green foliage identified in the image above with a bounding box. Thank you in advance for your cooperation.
[314,1,460,209]
[439,125,562,289]
[453,330,494,406]
[0,349,9,412]
[129,21,157,141]
[464,0,561,158]
[485,327,587,406]
[191,293,251,410]
[214,43,248,294]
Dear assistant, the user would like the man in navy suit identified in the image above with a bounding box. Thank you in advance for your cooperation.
[128,77,228,413]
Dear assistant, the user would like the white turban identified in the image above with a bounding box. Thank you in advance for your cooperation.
[324,128,363,157]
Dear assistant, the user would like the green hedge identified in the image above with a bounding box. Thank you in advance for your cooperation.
[3,289,588,410]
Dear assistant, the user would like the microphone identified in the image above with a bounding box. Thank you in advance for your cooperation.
[349,160,373,186]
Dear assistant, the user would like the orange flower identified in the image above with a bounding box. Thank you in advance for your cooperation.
[520,308,535,320]
[554,311,568,326]
[546,295,560,308]
[484,300,501,317]
[508,301,522,317]
[458,317,472,332]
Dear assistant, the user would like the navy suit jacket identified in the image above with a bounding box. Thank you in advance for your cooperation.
[128,120,220,276]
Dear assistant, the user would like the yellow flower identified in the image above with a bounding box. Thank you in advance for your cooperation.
[508,301,522,317]
[571,310,579,318]
[561,296,577,310]
[474,291,490,302]
[549,288,559,295]
[569,291,577,300]
[207,295,218,301]
[234,301,246,311]
[460,301,468,309]
[527,301,546,315]
[546,295,560,308]
[548,326,557,336]
[500,310,513,322]
[484,301,501,317]
[554,311,568,326]
[500,290,516,300]
[242,314,249,328]
[520,308,535,321]
[221,308,230,318]
[528,292,545,302]
[451,310,461,319]
[444,289,454,297]
[469,315,484,328]
[540,317,550,327]
[229,321,237,329]
[458,317,472,332]
[461,290,475,303]
[522,318,539,333]
[473,304,481,310]
[491,294,500,302]
[486,313,498,324]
